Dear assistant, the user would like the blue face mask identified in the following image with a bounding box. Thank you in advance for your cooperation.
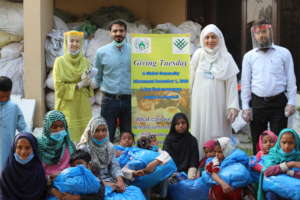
[14,152,34,165]
[92,137,108,145]
[151,145,159,152]
[50,130,67,141]
[113,38,126,48]
[279,148,296,155]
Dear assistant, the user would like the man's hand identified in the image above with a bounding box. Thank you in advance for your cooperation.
[242,109,252,123]
[285,104,296,117]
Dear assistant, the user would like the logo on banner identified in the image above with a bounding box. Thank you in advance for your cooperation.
[173,37,190,54]
[132,37,151,54]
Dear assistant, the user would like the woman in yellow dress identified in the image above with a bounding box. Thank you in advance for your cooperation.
[53,31,93,142]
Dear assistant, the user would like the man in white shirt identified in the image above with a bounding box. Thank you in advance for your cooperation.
[241,19,297,154]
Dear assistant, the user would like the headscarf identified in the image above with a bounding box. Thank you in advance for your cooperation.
[263,128,300,170]
[257,130,278,152]
[78,117,115,169]
[163,113,199,172]
[258,128,300,200]
[196,24,239,80]
[217,137,236,158]
[0,133,47,200]
[37,110,75,165]
[203,140,217,151]
[56,31,91,84]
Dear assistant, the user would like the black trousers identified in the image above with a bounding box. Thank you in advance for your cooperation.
[250,93,288,154]
[101,93,131,142]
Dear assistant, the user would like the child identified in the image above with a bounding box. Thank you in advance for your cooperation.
[50,150,105,200]
[253,130,277,172]
[198,140,216,175]
[77,117,126,193]
[0,133,47,200]
[115,131,135,158]
[129,135,171,199]
[206,137,245,200]
[259,128,300,200]
[163,113,199,179]
[0,76,28,172]
[135,135,171,174]
[37,110,76,176]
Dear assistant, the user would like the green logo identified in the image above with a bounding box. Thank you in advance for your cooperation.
[174,38,188,50]
[134,38,150,52]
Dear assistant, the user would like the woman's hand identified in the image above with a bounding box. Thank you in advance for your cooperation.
[221,182,233,193]
[227,108,238,123]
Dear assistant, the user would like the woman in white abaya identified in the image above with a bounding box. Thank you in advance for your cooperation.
[190,24,240,157]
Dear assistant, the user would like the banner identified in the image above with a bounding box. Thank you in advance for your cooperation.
[131,34,190,145]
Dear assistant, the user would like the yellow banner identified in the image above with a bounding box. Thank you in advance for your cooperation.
[131,34,190,145]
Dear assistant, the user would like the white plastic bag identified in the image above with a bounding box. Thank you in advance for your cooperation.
[45,70,54,90]
[0,56,24,95]
[0,31,22,48]
[0,42,23,59]
[53,16,69,32]
[92,104,101,118]
[155,23,182,34]
[0,1,23,36]
[45,30,64,68]
[86,29,111,65]
[46,91,55,110]
[95,90,103,105]
[178,21,202,44]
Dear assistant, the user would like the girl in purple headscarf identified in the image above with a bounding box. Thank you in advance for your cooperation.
[0,132,47,200]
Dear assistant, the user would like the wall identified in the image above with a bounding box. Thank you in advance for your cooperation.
[280,0,300,88]
[147,0,186,25]
[54,0,186,25]
[24,0,53,126]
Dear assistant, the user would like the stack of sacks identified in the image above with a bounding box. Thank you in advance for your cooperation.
[0,0,24,96]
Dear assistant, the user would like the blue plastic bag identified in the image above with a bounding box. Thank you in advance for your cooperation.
[263,173,300,200]
[202,163,252,188]
[104,185,146,200]
[115,147,144,168]
[131,158,177,189]
[127,149,160,170]
[249,155,265,183]
[53,165,100,194]
[168,172,210,200]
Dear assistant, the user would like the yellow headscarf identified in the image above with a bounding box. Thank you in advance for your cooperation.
[60,31,90,83]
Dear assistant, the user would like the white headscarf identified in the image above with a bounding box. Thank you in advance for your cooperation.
[196,24,239,80]
[217,137,236,158]
[78,117,114,169]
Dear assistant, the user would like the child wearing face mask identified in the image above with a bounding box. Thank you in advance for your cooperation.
[258,128,300,200]
[37,110,76,177]
[252,130,277,172]
[0,133,47,200]
[0,76,28,172]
